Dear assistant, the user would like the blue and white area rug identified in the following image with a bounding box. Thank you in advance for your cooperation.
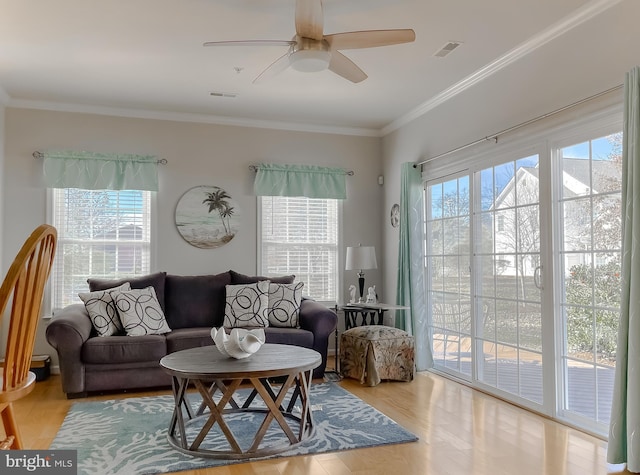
[51,383,418,475]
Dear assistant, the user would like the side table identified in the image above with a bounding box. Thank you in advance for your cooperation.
[340,303,410,330]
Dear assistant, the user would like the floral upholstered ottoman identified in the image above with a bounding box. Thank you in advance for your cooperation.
[339,325,415,386]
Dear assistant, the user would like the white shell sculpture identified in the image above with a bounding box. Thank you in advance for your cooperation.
[210,327,266,359]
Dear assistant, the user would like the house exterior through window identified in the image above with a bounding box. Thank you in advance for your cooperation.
[49,188,152,311]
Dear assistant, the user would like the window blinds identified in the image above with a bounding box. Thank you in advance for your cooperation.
[260,196,339,302]
[50,188,151,310]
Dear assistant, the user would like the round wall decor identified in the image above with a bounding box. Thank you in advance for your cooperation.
[390,203,400,228]
[175,185,240,249]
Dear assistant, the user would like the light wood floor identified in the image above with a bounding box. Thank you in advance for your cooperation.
[6,363,632,475]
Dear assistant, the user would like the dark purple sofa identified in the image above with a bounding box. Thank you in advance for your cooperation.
[45,270,337,398]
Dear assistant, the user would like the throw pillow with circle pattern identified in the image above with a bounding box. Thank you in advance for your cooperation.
[112,286,171,336]
[223,281,270,328]
[268,282,304,328]
[79,282,131,336]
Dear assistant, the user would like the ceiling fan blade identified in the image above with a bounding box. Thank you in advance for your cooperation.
[203,40,295,47]
[325,29,416,50]
[328,51,367,83]
[253,52,292,84]
[295,0,324,40]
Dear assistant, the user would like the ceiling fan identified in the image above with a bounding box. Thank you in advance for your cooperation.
[203,0,415,84]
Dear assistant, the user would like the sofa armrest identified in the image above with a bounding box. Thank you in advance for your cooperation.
[45,303,93,395]
[299,299,337,378]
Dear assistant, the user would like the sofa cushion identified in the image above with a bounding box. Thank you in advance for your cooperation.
[88,271,167,312]
[224,282,270,328]
[82,334,167,364]
[112,286,171,336]
[268,282,304,328]
[264,327,314,348]
[164,272,231,329]
[166,328,214,353]
[229,270,294,285]
[78,282,130,337]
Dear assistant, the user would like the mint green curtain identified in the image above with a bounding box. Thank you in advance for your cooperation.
[396,162,432,370]
[43,151,159,191]
[253,164,347,199]
[608,66,640,471]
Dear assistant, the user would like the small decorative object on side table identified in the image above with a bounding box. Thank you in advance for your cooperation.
[348,284,357,304]
[365,285,377,304]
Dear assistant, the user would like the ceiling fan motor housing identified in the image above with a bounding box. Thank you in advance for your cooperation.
[290,36,331,72]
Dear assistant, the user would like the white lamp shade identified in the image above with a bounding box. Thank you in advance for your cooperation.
[345,246,377,271]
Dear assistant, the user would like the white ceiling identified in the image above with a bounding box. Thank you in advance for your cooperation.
[0,0,627,136]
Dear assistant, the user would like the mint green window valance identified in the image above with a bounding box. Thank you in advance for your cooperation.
[253,164,348,199]
[42,151,159,191]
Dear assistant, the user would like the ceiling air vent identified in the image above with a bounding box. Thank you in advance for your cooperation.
[434,41,462,58]
[210,92,237,98]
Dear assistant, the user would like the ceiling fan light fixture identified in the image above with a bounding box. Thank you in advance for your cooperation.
[290,49,331,72]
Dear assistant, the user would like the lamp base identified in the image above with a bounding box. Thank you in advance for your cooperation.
[358,272,365,303]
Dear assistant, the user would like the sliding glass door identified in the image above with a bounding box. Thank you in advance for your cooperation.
[424,121,622,435]
[427,176,472,377]
[556,134,621,431]
[427,155,545,409]
[475,155,544,405]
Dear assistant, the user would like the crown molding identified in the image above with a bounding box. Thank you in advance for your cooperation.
[7,98,381,138]
[380,0,623,136]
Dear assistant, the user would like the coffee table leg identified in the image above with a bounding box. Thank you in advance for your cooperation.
[247,374,298,452]
[296,369,314,439]
[197,380,240,416]
[169,376,191,449]
[190,378,243,453]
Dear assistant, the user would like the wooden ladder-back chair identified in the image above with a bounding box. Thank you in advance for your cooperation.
[0,224,57,449]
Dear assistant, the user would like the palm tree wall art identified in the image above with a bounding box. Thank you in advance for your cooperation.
[175,185,240,248]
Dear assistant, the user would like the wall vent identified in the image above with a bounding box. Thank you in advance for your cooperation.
[210,92,238,98]
[434,41,462,58]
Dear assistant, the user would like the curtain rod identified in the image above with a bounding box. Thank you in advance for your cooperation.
[32,151,168,165]
[414,83,623,168]
[249,164,354,176]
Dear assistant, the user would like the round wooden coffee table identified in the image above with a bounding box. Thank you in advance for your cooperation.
[159,343,321,459]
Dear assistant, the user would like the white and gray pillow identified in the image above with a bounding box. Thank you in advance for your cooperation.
[112,286,171,336]
[268,282,304,328]
[224,281,270,328]
[79,282,131,336]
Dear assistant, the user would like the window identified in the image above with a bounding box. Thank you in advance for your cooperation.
[50,188,152,311]
[259,196,339,303]
[422,107,621,436]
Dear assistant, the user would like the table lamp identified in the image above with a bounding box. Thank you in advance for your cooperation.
[345,245,377,303]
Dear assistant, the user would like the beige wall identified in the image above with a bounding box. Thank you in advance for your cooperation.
[3,107,383,363]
